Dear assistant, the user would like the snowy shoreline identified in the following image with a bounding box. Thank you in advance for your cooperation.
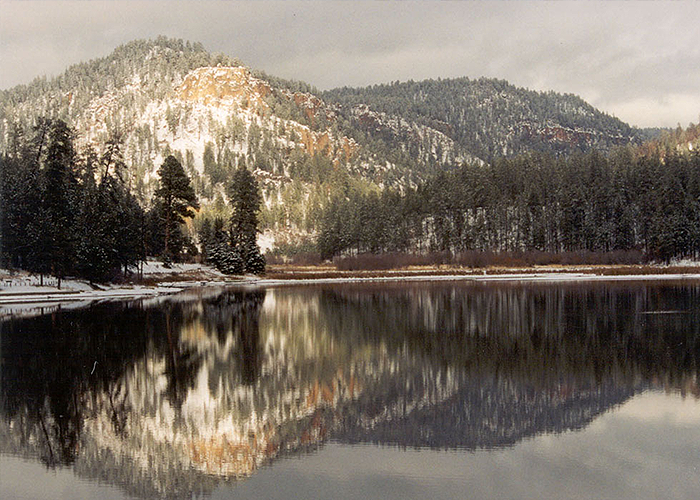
[4,266,700,318]
[254,271,700,287]
[0,262,238,317]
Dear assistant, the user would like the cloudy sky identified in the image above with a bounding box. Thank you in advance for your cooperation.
[1,1,699,128]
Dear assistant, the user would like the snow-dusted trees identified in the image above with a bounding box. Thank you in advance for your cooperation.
[74,142,145,281]
[317,148,700,263]
[199,216,243,275]
[1,119,145,282]
[228,166,265,275]
[0,127,41,271]
[29,120,75,287]
[154,155,199,264]
[198,166,266,275]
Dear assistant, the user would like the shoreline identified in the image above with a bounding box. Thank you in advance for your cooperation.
[255,271,700,287]
[4,264,700,317]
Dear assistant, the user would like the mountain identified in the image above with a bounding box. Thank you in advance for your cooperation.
[0,37,650,249]
[323,77,646,161]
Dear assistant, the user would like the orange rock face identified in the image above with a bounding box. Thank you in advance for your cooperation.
[178,66,357,163]
[290,126,357,163]
[292,93,325,125]
[178,66,271,109]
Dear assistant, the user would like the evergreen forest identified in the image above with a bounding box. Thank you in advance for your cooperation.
[317,146,700,264]
[0,119,265,283]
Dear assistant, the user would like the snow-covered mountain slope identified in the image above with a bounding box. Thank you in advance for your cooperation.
[0,37,651,249]
[1,39,468,246]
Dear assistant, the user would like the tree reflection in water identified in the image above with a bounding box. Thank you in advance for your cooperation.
[0,282,699,498]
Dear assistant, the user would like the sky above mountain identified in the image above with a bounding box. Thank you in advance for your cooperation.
[1,1,699,129]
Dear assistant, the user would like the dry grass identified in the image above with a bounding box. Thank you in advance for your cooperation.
[265,252,323,266]
[331,250,646,271]
[263,264,476,280]
[454,249,646,267]
[262,250,700,281]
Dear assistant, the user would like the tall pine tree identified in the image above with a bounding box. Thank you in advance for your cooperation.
[35,120,75,287]
[228,166,265,274]
[154,155,199,264]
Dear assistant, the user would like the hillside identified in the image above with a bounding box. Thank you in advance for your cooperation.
[0,37,652,250]
[323,77,646,161]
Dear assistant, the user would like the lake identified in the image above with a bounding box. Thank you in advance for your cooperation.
[1,281,699,499]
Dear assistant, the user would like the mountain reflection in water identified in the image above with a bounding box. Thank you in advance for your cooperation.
[1,282,699,499]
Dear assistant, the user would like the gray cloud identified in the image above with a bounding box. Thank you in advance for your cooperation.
[1,1,700,127]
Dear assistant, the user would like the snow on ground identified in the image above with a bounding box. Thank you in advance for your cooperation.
[0,272,94,292]
[256,272,700,287]
[0,263,245,319]
[669,258,700,267]
[140,260,222,276]
[139,260,244,282]
[0,268,183,319]
[5,264,700,320]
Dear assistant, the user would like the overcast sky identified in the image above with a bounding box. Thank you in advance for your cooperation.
[1,1,699,128]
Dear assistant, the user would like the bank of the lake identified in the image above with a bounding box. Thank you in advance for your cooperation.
[5,262,700,318]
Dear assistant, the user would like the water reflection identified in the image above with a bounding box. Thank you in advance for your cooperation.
[1,282,699,499]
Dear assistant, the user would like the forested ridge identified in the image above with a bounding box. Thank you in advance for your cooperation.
[323,77,651,161]
[318,145,700,263]
[0,37,240,130]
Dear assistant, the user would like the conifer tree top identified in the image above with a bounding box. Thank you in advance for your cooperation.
[155,155,199,220]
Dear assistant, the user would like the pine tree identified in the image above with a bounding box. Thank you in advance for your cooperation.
[144,202,166,257]
[154,155,199,264]
[217,242,244,274]
[228,166,265,274]
[202,216,243,274]
[1,123,43,270]
[70,138,146,282]
[34,120,76,287]
[197,218,213,263]
[74,148,112,281]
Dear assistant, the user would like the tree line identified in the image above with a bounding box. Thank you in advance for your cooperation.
[0,118,265,284]
[318,147,700,262]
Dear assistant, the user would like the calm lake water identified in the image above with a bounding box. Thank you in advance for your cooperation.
[1,281,699,499]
